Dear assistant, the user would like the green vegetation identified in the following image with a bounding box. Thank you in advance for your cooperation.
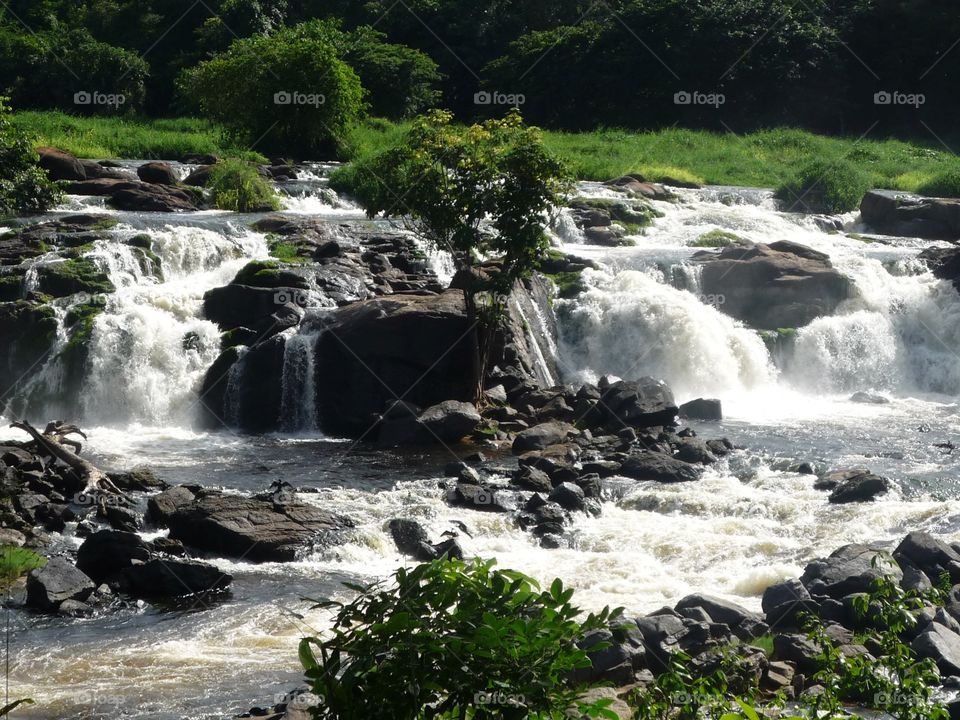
[207,160,280,212]
[233,259,308,289]
[36,257,114,297]
[267,239,310,264]
[0,545,44,589]
[0,98,62,219]
[775,159,871,214]
[300,557,622,719]
[9,111,265,161]
[917,169,960,198]
[179,21,367,156]
[692,229,743,248]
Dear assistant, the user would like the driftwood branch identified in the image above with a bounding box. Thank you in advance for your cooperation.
[11,420,121,495]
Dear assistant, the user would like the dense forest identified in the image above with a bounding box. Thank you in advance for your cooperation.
[1,0,957,139]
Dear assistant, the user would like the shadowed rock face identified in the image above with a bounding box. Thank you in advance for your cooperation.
[694,240,853,330]
[861,189,960,240]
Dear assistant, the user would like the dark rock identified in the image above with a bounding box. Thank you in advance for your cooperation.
[896,531,960,584]
[76,530,151,584]
[124,559,231,597]
[862,189,960,240]
[597,378,678,429]
[68,178,199,212]
[26,557,95,611]
[674,438,718,464]
[148,486,353,562]
[912,622,960,675]
[772,634,822,674]
[828,471,890,504]
[512,465,553,493]
[513,421,577,454]
[37,147,86,180]
[694,240,853,330]
[618,451,703,483]
[850,391,890,404]
[388,518,436,562]
[762,579,811,615]
[676,594,764,638]
[182,165,213,187]
[549,482,586,512]
[678,398,722,421]
[417,400,481,443]
[137,161,178,185]
[800,544,900,598]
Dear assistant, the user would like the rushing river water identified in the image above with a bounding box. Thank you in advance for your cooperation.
[3,167,960,719]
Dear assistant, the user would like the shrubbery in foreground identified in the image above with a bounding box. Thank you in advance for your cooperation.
[0,98,62,219]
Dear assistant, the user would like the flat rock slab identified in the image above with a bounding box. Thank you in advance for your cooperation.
[149,486,354,562]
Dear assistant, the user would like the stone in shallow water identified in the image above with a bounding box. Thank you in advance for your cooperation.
[26,557,95,611]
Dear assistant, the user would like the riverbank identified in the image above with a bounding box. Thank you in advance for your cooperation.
[13,112,960,195]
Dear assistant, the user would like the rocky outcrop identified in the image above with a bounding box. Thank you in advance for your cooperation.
[566,196,663,246]
[695,240,854,330]
[67,177,200,212]
[137,161,178,185]
[37,147,86,181]
[920,245,960,291]
[679,398,722,421]
[147,485,354,562]
[861,189,960,240]
[376,400,482,446]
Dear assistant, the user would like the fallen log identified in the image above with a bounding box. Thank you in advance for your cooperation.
[10,420,122,495]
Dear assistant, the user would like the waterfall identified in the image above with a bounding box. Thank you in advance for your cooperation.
[279,332,320,433]
[513,303,557,387]
[223,347,248,428]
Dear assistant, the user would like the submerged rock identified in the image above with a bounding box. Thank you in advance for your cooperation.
[618,451,703,483]
[827,470,890,504]
[679,398,722,421]
[124,559,231,598]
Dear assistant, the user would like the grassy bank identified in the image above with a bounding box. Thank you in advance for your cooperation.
[14,111,960,193]
[344,119,960,192]
[11,111,267,162]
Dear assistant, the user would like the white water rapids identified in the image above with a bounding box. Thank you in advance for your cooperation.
[3,176,960,719]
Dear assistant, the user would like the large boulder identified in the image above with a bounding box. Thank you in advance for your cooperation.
[148,486,353,562]
[124,559,231,597]
[679,398,722,421]
[694,241,853,330]
[410,400,481,444]
[595,378,678,429]
[37,147,86,181]
[137,161,178,185]
[920,246,960,292]
[513,421,578,454]
[67,178,199,212]
[675,593,764,637]
[827,470,891,504]
[799,543,900,598]
[314,290,476,436]
[895,531,960,584]
[861,190,960,240]
[618,451,703,483]
[25,557,95,611]
[76,529,151,584]
[912,622,960,675]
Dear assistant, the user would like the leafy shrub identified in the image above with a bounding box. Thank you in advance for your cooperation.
[178,23,365,157]
[300,557,622,719]
[207,160,280,212]
[0,27,147,114]
[917,169,960,198]
[0,545,45,589]
[774,158,870,213]
[0,97,62,219]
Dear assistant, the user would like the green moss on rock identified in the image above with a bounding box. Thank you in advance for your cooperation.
[36,257,115,298]
[691,229,744,248]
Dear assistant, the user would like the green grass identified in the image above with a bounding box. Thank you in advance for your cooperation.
[207,159,280,212]
[16,112,960,195]
[11,111,267,162]
[343,120,960,193]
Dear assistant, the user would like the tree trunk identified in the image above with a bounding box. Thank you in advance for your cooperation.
[10,420,121,495]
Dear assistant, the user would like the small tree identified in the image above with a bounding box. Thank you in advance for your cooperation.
[300,557,622,719]
[178,23,365,157]
[344,109,570,393]
[0,97,62,219]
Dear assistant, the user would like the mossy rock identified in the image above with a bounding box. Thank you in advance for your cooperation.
[0,270,25,302]
[232,259,309,289]
[691,229,744,248]
[36,257,115,298]
[570,197,663,229]
[57,302,103,400]
[547,271,588,299]
[0,301,59,386]
[268,239,311,264]
[127,233,154,249]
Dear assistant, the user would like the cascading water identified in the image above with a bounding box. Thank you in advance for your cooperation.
[279,330,321,433]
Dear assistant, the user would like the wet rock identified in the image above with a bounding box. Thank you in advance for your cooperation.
[512,465,553,493]
[549,482,586,512]
[76,530,151,584]
[137,161,178,185]
[800,544,900,598]
[37,147,86,180]
[850,391,890,404]
[124,559,231,597]
[618,451,703,483]
[416,400,481,444]
[895,531,960,585]
[107,466,167,492]
[674,438,718,465]
[26,557,95,611]
[68,178,200,212]
[828,471,890,504]
[147,486,353,562]
[861,190,960,241]
[597,378,678,429]
[513,421,577,454]
[695,240,853,330]
[679,398,723,421]
[450,483,514,513]
[388,518,435,561]
[182,165,213,187]
[912,622,960,675]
